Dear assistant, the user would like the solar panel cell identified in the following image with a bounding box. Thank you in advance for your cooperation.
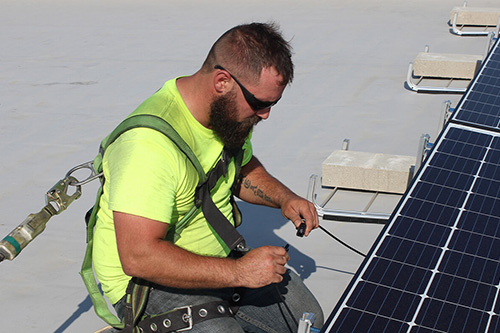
[362,257,432,294]
[429,151,482,175]
[332,308,410,332]
[416,298,489,332]
[347,282,421,322]
[457,211,500,238]
[449,230,500,259]
[476,165,498,183]
[420,166,474,190]
[399,198,459,226]
[438,251,500,285]
[465,193,500,216]
[427,273,496,310]
[412,182,468,207]
[473,178,500,197]
[390,216,450,247]
[376,236,442,269]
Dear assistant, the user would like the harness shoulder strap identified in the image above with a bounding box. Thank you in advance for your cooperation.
[99,114,206,182]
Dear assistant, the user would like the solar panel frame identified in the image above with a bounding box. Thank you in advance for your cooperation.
[321,37,500,333]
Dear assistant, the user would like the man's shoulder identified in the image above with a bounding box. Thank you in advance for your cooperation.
[107,127,188,160]
[126,81,197,144]
[131,80,181,121]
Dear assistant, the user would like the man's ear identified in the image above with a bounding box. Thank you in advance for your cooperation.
[213,70,232,94]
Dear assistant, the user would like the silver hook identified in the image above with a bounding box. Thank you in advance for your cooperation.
[65,161,103,186]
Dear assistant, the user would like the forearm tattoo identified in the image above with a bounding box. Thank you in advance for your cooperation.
[241,176,273,203]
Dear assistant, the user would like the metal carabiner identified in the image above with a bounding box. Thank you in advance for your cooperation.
[46,176,82,214]
[65,161,103,186]
[45,160,103,214]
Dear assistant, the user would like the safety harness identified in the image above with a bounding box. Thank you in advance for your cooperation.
[80,114,247,332]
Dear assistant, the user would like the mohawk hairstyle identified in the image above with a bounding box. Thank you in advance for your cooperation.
[203,22,294,86]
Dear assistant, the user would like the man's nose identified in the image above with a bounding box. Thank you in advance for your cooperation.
[255,108,271,119]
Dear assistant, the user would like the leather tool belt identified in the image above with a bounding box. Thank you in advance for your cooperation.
[135,300,238,333]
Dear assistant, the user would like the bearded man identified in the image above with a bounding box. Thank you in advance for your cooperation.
[92,22,323,332]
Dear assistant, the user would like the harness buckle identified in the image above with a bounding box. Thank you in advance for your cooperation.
[173,305,193,332]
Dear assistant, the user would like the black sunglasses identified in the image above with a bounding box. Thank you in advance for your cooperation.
[214,65,281,111]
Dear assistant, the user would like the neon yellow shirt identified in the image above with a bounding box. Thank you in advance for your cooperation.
[93,78,252,304]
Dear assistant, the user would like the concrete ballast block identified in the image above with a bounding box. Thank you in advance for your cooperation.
[451,7,500,26]
[321,150,415,194]
[413,52,483,79]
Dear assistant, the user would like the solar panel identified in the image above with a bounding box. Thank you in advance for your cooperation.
[452,37,500,130]
[321,37,500,333]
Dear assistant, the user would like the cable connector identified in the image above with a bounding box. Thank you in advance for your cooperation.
[296,223,306,237]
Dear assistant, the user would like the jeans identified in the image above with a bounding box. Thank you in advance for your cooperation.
[114,269,323,333]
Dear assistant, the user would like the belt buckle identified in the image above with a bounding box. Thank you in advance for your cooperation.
[174,305,193,332]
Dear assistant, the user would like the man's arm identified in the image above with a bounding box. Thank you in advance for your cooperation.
[114,211,289,289]
[234,156,319,236]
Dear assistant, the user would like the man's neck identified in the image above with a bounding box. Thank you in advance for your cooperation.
[176,73,212,128]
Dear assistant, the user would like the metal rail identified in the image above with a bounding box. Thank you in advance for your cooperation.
[307,175,391,224]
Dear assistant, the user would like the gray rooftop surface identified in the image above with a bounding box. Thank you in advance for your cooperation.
[1,0,497,331]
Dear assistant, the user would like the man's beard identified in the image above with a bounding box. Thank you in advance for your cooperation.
[209,92,261,150]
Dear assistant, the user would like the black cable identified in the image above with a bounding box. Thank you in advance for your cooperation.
[274,284,298,332]
[318,224,367,257]
[273,244,299,332]
[297,222,366,257]
[271,224,367,331]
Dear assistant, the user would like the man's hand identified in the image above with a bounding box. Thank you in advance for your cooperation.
[236,156,319,236]
[281,193,319,237]
[235,246,289,288]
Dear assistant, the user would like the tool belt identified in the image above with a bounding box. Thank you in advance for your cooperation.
[119,273,245,332]
[128,300,238,333]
